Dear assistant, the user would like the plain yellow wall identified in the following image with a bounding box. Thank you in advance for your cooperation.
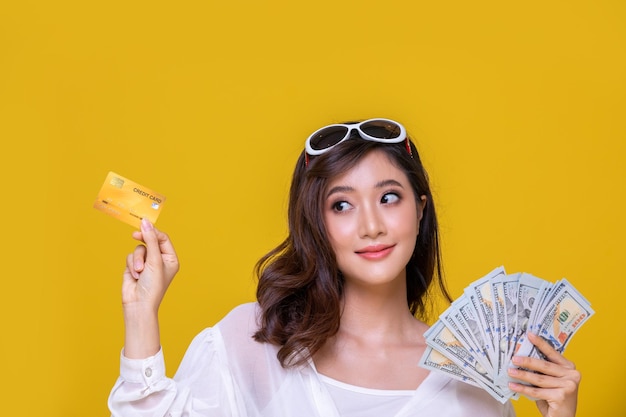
[1,1,624,415]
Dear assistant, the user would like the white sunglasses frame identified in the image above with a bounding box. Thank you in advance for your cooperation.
[304,118,408,157]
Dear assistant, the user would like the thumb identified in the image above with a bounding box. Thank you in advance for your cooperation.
[140,219,162,268]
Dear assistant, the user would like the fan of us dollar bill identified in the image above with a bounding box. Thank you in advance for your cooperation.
[418,266,594,404]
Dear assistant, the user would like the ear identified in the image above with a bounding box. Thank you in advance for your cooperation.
[417,195,427,222]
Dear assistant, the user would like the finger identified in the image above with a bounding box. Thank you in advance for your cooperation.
[134,222,173,253]
[527,332,575,368]
[508,365,563,389]
[509,377,579,401]
[140,219,163,267]
[126,253,139,280]
[139,220,176,258]
[132,245,147,275]
[155,229,179,278]
[509,381,563,401]
[511,353,571,378]
[155,228,177,260]
[131,230,143,242]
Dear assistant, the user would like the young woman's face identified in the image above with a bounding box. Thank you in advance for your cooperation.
[323,150,425,289]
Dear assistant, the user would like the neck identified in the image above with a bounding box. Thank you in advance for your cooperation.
[338,279,416,341]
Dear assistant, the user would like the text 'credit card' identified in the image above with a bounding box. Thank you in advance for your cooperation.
[93,171,166,228]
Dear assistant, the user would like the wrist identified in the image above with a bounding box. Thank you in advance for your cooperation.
[123,301,159,319]
[123,304,161,359]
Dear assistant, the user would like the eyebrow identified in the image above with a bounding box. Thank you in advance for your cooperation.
[325,179,404,199]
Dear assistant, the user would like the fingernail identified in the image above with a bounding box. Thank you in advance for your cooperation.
[134,260,142,271]
[508,367,519,376]
[512,356,522,365]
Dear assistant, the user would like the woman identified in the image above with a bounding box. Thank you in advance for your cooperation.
[109,119,580,417]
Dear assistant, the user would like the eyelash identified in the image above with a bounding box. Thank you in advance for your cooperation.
[331,201,352,212]
[381,191,401,204]
[330,191,402,213]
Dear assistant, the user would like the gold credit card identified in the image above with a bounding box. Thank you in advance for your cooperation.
[93,171,166,228]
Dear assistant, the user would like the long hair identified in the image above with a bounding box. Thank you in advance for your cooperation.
[253,129,451,367]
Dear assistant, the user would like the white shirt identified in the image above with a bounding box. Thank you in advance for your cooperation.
[319,373,415,417]
[109,303,516,417]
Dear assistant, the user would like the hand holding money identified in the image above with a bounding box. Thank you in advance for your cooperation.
[508,332,581,417]
[418,266,593,406]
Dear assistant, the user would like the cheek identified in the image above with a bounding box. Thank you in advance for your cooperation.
[323,214,341,252]
[410,201,423,236]
[325,218,352,249]
[395,205,420,237]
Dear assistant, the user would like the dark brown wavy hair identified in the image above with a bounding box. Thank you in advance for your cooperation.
[253,125,451,367]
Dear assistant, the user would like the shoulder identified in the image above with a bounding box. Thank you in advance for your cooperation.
[214,302,265,349]
[213,303,286,390]
[182,302,273,374]
[183,303,261,353]
[218,302,260,331]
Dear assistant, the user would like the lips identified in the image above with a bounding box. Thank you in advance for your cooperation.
[355,244,395,259]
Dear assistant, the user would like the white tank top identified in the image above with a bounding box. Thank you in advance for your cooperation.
[318,373,415,417]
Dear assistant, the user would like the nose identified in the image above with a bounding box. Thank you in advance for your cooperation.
[358,203,386,239]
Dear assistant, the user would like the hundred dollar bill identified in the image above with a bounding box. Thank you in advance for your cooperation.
[439,301,493,375]
[501,273,521,359]
[464,266,505,358]
[493,273,522,386]
[532,278,590,335]
[440,308,479,356]
[423,321,512,403]
[424,321,491,380]
[516,280,594,361]
[491,275,507,375]
[526,279,559,337]
[418,346,480,387]
[439,296,493,374]
[528,281,553,333]
[511,273,548,356]
[451,295,494,371]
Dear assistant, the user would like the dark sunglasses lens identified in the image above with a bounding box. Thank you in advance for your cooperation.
[361,120,402,139]
[309,126,349,151]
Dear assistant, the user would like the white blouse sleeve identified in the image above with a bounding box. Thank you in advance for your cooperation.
[108,326,246,417]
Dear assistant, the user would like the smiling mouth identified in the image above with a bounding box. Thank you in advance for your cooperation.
[355,244,395,259]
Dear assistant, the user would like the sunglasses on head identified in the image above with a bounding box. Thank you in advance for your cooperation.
[304,118,412,166]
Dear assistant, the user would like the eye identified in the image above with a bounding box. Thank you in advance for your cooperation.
[332,201,353,212]
[381,192,400,204]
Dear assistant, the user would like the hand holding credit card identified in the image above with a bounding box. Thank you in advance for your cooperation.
[93,171,166,228]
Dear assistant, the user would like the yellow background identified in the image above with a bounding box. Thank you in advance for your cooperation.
[1,1,624,416]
